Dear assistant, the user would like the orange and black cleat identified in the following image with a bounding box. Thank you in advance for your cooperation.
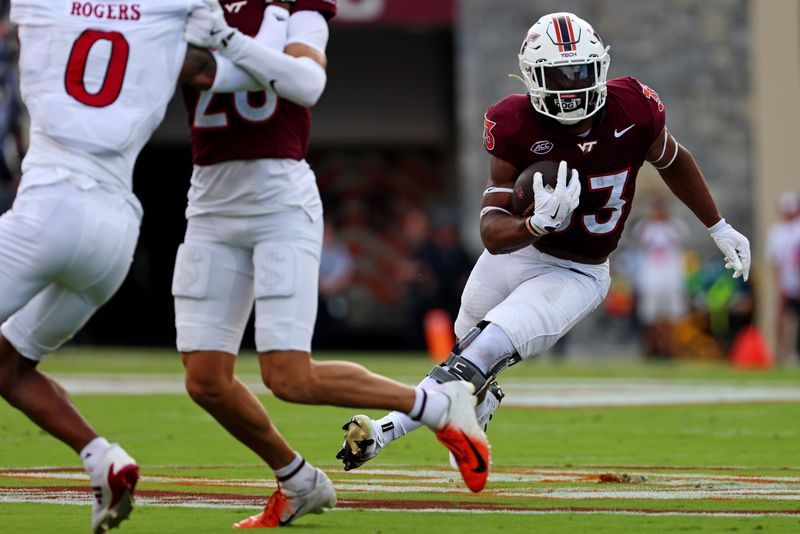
[434,381,490,492]
[233,469,336,528]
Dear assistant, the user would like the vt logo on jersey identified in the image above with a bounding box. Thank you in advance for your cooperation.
[224,0,248,13]
[577,140,597,154]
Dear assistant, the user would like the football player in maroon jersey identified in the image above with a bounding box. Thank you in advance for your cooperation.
[175,0,491,525]
[339,12,751,471]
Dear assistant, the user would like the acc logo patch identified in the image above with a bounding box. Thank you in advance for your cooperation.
[531,140,553,155]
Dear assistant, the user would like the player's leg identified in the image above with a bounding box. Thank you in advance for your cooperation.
[253,208,438,413]
[172,215,385,523]
[789,297,800,360]
[0,181,141,532]
[342,249,516,463]
[0,336,97,450]
[342,249,611,468]
[0,182,136,450]
[252,208,488,495]
[173,216,298,465]
[181,350,297,469]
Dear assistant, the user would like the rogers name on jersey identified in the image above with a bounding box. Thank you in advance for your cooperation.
[68,1,142,21]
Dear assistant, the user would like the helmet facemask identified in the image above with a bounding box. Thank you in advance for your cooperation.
[517,13,611,125]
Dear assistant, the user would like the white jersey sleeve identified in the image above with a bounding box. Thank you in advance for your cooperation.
[286,10,329,53]
[11,0,203,193]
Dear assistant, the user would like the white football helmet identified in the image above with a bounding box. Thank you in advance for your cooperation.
[517,12,611,124]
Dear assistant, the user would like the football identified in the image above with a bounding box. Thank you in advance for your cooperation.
[511,160,572,217]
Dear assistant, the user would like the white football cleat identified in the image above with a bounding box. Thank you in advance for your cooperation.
[336,414,383,471]
[476,382,504,431]
[233,468,336,528]
[89,444,139,534]
[434,381,490,492]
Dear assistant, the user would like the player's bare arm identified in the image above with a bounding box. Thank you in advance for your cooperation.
[481,155,582,255]
[180,46,216,90]
[646,126,721,227]
[479,156,537,254]
[285,42,327,69]
[647,126,751,280]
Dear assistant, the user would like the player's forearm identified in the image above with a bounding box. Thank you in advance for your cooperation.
[208,4,290,93]
[180,46,216,90]
[209,54,262,92]
[480,212,540,254]
[657,145,722,228]
[220,33,326,107]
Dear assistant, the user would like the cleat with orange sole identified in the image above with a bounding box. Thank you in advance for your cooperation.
[434,381,490,492]
[233,468,336,528]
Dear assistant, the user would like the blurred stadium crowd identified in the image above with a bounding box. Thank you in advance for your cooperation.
[0,1,798,365]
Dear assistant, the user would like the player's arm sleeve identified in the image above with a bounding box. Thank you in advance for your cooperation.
[217,10,329,107]
[209,5,290,93]
[286,10,329,52]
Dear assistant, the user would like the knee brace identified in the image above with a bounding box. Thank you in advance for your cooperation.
[427,321,520,396]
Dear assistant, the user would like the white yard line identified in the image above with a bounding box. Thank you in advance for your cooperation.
[49,374,800,407]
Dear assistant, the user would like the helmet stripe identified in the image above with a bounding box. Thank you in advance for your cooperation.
[565,16,577,47]
[551,16,565,52]
[557,16,574,51]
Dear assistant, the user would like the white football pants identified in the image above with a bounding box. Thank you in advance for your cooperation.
[173,207,323,355]
[0,174,140,360]
[456,246,611,360]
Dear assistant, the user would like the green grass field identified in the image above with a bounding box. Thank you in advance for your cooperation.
[2,348,800,533]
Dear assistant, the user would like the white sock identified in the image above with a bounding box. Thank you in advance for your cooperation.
[374,376,439,444]
[457,323,516,375]
[408,385,450,430]
[274,453,318,495]
[80,437,111,474]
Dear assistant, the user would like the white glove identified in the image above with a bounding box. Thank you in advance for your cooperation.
[184,0,237,50]
[528,160,581,235]
[709,218,751,281]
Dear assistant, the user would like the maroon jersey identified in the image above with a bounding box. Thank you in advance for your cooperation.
[483,76,666,262]
[182,0,336,165]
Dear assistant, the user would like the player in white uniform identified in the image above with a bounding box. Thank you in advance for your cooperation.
[176,0,491,527]
[632,198,690,357]
[2,1,221,531]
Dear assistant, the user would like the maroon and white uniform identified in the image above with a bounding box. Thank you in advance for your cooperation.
[173,0,336,355]
[456,77,666,358]
[484,76,666,262]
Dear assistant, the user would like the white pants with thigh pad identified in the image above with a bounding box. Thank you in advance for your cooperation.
[455,246,611,360]
[173,207,323,355]
[0,176,141,360]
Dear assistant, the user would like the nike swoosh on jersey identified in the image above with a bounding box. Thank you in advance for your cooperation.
[462,432,487,474]
[614,124,635,138]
